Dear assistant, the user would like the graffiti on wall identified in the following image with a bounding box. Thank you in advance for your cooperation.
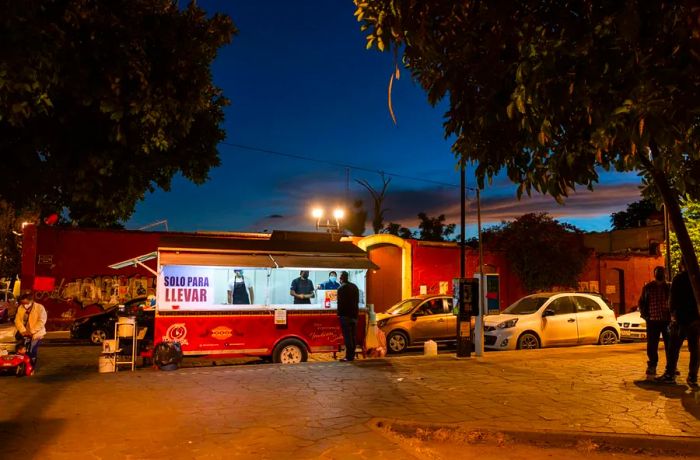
[34,275,156,306]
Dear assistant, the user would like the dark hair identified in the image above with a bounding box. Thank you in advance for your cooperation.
[329,271,337,276]
[18,291,33,301]
[340,271,349,280]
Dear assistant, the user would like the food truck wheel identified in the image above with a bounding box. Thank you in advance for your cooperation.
[272,339,308,364]
[387,330,409,354]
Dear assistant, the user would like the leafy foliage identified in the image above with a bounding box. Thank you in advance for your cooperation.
[416,213,455,242]
[344,199,367,236]
[669,201,700,274]
[487,213,589,292]
[355,0,700,305]
[0,0,236,225]
[610,199,659,230]
[382,222,413,239]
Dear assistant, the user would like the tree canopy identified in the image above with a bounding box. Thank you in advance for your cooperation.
[610,199,658,230]
[1,0,236,225]
[416,212,455,242]
[669,200,700,274]
[485,213,589,292]
[356,0,700,308]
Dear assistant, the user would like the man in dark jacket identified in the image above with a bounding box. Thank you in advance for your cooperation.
[336,271,359,362]
[663,261,700,387]
[638,266,671,377]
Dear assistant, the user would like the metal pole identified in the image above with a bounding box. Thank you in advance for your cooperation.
[475,187,485,356]
[460,164,466,279]
[664,204,672,280]
[456,163,471,358]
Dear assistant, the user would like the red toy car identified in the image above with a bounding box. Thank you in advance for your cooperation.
[0,343,33,377]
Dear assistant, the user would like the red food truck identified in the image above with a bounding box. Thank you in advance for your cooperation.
[110,231,376,366]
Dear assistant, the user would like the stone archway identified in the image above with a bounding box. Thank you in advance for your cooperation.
[357,234,412,312]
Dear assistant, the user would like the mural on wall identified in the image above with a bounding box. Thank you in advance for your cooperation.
[34,275,156,307]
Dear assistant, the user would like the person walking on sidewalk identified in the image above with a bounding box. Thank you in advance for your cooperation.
[336,271,359,362]
[662,261,700,387]
[638,266,671,377]
[14,291,47,372]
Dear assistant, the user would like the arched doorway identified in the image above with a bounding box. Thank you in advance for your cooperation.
[357,234,412,313]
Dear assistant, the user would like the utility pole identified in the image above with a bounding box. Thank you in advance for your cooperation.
[475,187,485,356]
[456,163,472,358]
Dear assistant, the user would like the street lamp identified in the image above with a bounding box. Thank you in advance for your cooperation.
[312,207,344,232]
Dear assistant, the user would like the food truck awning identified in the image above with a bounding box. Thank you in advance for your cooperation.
[108,251,159,276]
[157,233,379,270]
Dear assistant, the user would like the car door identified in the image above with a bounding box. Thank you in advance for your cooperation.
[410,299,449,342]
[541,296,578,346]
[444,297,457,340]
[573,295,605,344]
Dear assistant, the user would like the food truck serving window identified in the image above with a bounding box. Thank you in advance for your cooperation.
[157,264,367,311]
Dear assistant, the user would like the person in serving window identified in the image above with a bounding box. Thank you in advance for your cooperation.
[317,271,340,290]
[228,269,254,304]
[290,270,315,304]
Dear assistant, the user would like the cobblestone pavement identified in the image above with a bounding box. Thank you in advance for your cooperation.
[2,342,700,459]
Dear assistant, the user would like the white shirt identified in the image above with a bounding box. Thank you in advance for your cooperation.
[15,301,48,340]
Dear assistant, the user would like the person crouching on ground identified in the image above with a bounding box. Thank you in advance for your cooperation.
[14,291,47,372]
[639,266,672,378]
[336,271,359,362]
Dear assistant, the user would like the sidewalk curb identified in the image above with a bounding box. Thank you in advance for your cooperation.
[368,417,700,456]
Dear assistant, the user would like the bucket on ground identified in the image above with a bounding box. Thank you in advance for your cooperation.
[98,354,115,373]
[424,340,438,356]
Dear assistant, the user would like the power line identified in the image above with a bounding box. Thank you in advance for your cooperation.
[219,141,461,188]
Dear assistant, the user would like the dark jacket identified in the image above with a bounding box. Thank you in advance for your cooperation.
[670,271,700,324]
[337,282,359,318]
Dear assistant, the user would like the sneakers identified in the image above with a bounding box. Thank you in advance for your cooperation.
[687,377,699,389]
[646,367,657,376]
[655,373,676,384]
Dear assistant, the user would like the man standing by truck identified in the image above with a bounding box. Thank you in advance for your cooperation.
[337,271,359,362]
[15,291,47,372]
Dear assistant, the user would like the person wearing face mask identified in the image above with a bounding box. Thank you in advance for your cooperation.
[290,270,315,304]
[638,266,671,378]
[227,269,254,304]
[317,271,340,290]
[14,291,47,372]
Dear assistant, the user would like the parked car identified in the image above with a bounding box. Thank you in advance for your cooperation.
[377,295,456,353]
[484,292,620,350]
[70,297,153,345]
[0,290,17,323]
[617,309,646,341]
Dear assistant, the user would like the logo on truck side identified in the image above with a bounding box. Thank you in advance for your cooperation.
[163,323,189,345]
[211,326,233,340]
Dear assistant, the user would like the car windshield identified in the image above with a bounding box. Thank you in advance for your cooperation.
[503,296,548,315]
[386,298,424,315]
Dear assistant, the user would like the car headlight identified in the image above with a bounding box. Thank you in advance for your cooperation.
[377,319,388,328]
[497,319,518,329]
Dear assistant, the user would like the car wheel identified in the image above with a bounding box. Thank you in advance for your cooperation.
[387,331,409,354]
[517,332,540,350]
[272,338,308,364]
[90,328,108,345]
[598,329,618,345]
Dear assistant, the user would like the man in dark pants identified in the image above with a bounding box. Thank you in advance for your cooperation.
[639,266,671,378]
[336,271,359,362]
[664,261,700,387]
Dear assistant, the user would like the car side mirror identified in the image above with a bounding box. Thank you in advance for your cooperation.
[411,311,422,320]
[542,309,555,317]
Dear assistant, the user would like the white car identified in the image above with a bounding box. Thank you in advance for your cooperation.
[617,310,646,341]
[484,292,620,350]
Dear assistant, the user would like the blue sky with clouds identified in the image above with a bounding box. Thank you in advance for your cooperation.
[126,1,643,236]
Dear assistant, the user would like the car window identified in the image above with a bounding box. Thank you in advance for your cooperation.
[444,298,453,313]
[503,296,548,315]
[419,299,444,316]
[547,296,576,315]
[574,296,602,313]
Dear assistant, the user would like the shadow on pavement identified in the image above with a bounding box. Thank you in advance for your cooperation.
[633,379,700,420]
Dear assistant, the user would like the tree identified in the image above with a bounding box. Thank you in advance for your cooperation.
[382,222,413,239]
[343,199,367,236]
[416,213,455,242]
[669,200,700,275]
[488,213,589,292]
[357,175,391,234]
[610,199,659,230]
[1,1,236,225]
[356,1,700,312]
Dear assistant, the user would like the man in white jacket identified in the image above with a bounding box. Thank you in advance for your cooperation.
[15,292,47,371]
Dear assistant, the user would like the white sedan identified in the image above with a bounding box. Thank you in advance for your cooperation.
[484,292,620,350]
[617,310,646,341]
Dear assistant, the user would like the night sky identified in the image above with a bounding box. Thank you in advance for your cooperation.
[126,1,644,237]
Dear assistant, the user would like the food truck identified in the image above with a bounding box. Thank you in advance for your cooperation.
[110,231,376,366]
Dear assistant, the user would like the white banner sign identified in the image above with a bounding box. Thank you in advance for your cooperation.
[158,265,215,310]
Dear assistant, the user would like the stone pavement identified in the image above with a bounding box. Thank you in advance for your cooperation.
[1,342,700,459]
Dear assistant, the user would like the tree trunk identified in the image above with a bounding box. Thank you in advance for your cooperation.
[641,148,700,316]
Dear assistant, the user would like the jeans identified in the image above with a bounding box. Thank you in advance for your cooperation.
[646,320,671,373]
[668,320,700,380]
[339,316,358,361]
[28,339,42,371]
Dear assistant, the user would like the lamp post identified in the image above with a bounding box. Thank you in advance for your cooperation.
[312,207,345,233]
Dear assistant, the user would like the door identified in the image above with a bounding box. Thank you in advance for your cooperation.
[573,295,605,344]
[541,296,578,346]
[444,297,457,339]
[366,244,403,312]
[410,298,450,342]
